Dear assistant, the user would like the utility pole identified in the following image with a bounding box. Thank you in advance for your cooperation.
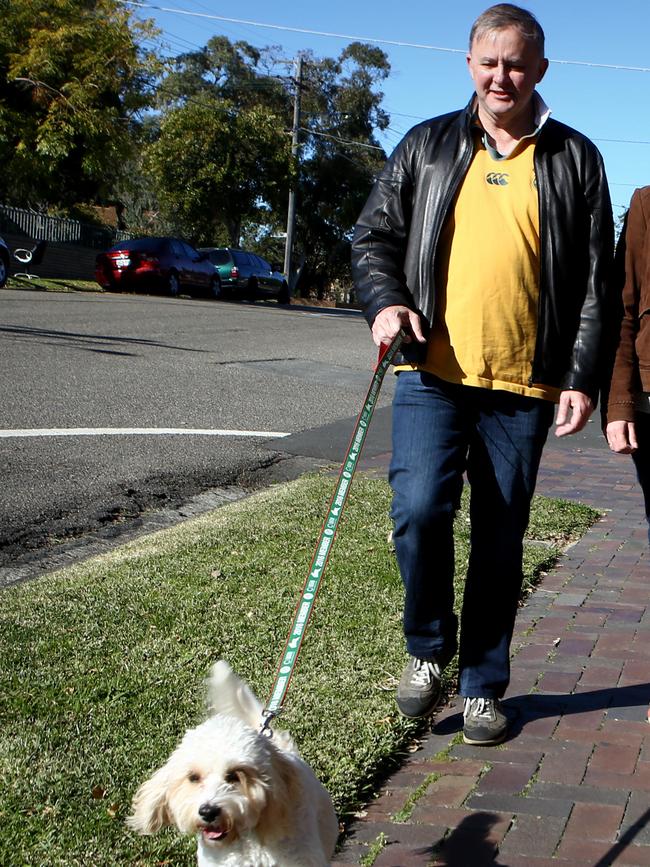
[283,54,303,290]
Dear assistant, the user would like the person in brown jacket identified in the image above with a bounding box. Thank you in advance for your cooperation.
[605,186,650,545]
[605,186,650,724]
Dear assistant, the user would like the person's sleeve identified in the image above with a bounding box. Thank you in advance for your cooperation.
[351,134,417,328]
[563,146,615,403]
[606,189,647,423]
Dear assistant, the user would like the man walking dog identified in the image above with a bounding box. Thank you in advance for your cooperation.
[352,4,614,745]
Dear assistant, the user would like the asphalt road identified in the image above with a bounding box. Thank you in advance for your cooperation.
[0,288,396,582]
[0,287,608,585]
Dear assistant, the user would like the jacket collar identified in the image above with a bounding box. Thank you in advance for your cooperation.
[466,91,551,159]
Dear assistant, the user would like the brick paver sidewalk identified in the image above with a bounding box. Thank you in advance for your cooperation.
[335,442,650,866]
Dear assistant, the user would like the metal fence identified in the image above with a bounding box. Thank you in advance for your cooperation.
[0,205,135,249]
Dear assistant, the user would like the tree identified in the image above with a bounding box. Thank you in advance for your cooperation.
[145,92,290,246]
[144,37,292,246]
[0,0,160,208]
[205,40,391,296]
[155,35,289,116]
[294,43,390,298]
[92,30,389,289]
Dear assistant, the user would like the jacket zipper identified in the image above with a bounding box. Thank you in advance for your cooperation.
[529,140,546,387]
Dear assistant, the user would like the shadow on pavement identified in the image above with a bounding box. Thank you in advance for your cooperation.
[430,811,508,865]
[592,807,650,866]
[434,683,650,738]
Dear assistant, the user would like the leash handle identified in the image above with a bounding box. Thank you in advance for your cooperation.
[263,330,405,721]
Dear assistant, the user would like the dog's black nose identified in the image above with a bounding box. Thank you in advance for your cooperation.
[198,803,222,822]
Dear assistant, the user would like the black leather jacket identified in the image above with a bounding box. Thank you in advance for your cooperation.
[351,97,615,401]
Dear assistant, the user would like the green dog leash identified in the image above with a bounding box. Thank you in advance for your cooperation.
[262,329,405,731]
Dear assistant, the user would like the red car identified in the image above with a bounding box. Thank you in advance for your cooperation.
[95,237,220,298]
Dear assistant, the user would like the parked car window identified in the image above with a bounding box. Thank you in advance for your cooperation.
[181,241,200,259]
[169,239,185,257]
[108,238,166,253]
[232,250,251,267]
[207,249,231,266]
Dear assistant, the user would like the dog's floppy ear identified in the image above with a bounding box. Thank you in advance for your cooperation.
[127,764,172,834]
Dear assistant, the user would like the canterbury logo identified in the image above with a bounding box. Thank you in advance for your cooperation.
[486,172,509,186]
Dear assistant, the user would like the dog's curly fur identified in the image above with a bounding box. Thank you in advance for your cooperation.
[128,661,338,866]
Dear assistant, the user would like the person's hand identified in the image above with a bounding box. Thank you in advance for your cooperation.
[554,390,594,437]
[371,305,426,348]
[606,419,638,454]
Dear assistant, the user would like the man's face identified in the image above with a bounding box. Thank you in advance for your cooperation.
[467,26,548,130]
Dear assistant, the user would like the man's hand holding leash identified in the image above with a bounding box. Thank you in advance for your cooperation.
[371,305,426,348]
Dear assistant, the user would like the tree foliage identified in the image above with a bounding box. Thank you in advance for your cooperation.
[144,38,291,246]
[295,42,390,294]
[146,36,390,289]
[155,36,289,115]
[145,93,290,246]
[1,14,391,295]
[0,0,159,208]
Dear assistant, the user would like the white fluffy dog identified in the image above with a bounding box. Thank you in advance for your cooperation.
[128,661,338,866]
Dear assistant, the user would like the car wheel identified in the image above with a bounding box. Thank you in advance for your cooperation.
[246,278,258,301]
[210,276,223,300]
[277,282,290,304]
[167,272,180,297]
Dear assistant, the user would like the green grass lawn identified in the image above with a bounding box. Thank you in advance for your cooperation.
[6,275,101,293]
[0,474,598,866]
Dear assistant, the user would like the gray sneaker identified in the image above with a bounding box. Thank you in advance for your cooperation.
[396,657,443,718]
[462,697,508,745]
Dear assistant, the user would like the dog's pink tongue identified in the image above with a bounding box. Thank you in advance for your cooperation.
[203,828,226,841]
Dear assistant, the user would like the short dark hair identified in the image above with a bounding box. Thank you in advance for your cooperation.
[469,4,545,55]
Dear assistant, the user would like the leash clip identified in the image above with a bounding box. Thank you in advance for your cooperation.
[260,707,281,737]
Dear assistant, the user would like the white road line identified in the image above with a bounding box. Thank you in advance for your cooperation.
[0,427,291,439]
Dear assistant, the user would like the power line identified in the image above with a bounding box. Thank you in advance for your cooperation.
[119,1,650,73]
[132,6,650,154]
[123,2,650,189]
[301,128,384,151]
[593,137,650,146]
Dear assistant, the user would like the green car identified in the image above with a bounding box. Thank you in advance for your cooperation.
[199,247,290,303]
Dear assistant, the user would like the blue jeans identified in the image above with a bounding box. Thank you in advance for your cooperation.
[389,371,554,698]
[632,412,650,545]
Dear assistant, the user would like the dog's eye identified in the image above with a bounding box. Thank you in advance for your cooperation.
[224,770,240,785]
[188,771,201,783]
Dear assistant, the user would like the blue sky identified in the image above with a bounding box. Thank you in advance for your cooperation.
[130,0,650,217]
